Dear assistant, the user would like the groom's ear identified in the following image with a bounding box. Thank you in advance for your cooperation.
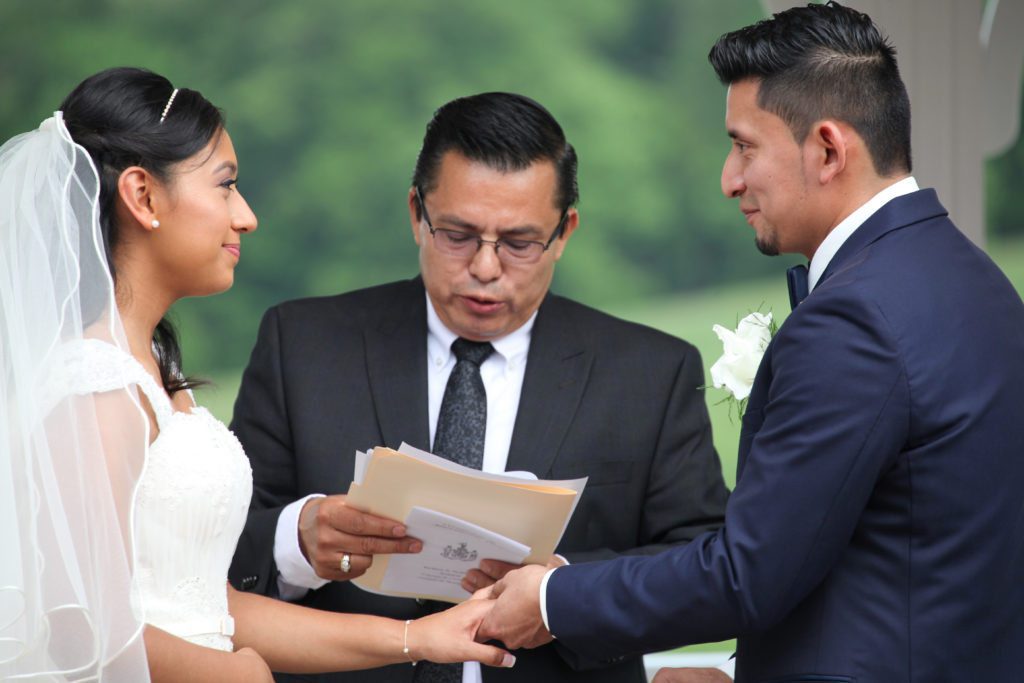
[117,166,162,232]
[807,120,849,186]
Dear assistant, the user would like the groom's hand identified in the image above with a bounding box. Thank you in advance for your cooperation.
[477,564,553,650]
[298,495,422,581]
[461,555,565,594]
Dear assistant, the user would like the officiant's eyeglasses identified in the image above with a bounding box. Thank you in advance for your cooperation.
[415,186,566,266]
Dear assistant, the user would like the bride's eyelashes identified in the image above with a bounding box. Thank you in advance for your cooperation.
[220,178,238,191]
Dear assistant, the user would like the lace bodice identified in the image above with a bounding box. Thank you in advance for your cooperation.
[65,339,252,652]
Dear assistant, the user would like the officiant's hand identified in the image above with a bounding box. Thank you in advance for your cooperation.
[299,495,423,581]
[461,555,565,594]
[652,667,732,682]
[476,564,553,650]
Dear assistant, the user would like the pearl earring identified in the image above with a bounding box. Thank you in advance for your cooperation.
[151,219,160,229]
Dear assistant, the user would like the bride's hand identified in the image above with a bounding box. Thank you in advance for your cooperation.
[410,599,516,669]
[235,646,274,683]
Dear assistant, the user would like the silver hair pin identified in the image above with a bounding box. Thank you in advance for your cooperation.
[159,88,180,124]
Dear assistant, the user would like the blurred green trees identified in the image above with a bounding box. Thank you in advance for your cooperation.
[1,0,1019,375]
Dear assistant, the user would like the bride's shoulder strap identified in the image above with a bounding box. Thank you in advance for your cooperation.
[60,338,174,427]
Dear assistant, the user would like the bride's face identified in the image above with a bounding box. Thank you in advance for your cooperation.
[149,130,257,298]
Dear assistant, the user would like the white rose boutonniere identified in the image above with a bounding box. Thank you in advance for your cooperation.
[709,311,775,416]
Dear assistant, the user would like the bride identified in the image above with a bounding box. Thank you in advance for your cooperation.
[0,67,512,681]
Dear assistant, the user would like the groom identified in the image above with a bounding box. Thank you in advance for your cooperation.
[478,3,1024,682]
[228,91,730,682]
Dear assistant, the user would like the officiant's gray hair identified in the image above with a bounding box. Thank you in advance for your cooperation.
[411,92,579,215]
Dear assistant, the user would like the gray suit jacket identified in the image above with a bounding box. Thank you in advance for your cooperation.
[229,277,729,682]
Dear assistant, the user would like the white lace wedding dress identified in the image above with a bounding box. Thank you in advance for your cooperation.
[66,339,252,652]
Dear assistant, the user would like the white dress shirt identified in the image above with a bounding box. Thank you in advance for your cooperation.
[807,176,919,292]
[539,176,921,680]
[273,293,534,683]
[425,295,533,474]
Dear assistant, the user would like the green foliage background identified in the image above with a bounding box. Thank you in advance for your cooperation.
[2,0,1021,378]
[3,0,1022,660]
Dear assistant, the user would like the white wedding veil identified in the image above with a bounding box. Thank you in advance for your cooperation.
[0,113,150,680]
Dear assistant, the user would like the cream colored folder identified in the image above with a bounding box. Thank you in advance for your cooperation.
[347,444,586,603]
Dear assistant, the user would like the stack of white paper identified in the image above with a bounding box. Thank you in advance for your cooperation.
[348,443,586,602]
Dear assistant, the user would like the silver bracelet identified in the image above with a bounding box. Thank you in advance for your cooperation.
[403,619,417,665]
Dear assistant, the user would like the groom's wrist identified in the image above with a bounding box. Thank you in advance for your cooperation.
[538,566,560,637]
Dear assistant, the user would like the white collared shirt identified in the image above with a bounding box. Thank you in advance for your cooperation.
[426,295,534,683]
[425,293,533,474]
[808,176,919,292]
[274,294,534,683]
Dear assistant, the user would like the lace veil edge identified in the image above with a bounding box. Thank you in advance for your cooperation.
[0,113,151,681]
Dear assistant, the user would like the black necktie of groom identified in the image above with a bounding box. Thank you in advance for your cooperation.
[787,264,810,310]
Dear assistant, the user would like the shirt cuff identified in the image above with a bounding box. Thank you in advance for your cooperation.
[274,493,330,600]
[538,566,559,637]
[717,656,736,678]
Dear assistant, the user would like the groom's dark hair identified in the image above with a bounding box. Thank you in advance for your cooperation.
[708,0,912,176]
[411,92,579,215]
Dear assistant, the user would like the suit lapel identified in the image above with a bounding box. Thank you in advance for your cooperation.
[818,188,948,288]
[364,278,431,451]
[505,295,592,478]
[737,193,946,478]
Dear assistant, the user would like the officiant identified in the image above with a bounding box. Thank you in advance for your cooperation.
[228,91,729,683]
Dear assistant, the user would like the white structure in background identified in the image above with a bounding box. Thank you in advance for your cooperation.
[764,0,1024,245]
[644,1,1023,678]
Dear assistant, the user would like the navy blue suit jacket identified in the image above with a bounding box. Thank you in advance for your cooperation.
[546,189,1024,682]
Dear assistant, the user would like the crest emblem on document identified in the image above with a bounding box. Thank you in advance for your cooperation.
[442,542,478,562]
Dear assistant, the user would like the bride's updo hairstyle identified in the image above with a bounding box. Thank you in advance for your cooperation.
[60,66,223,394]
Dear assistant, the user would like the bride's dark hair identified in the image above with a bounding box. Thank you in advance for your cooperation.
[60,66,223,395]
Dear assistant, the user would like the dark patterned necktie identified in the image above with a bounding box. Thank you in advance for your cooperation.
[432,338,494,469]
[415,338,493,683]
